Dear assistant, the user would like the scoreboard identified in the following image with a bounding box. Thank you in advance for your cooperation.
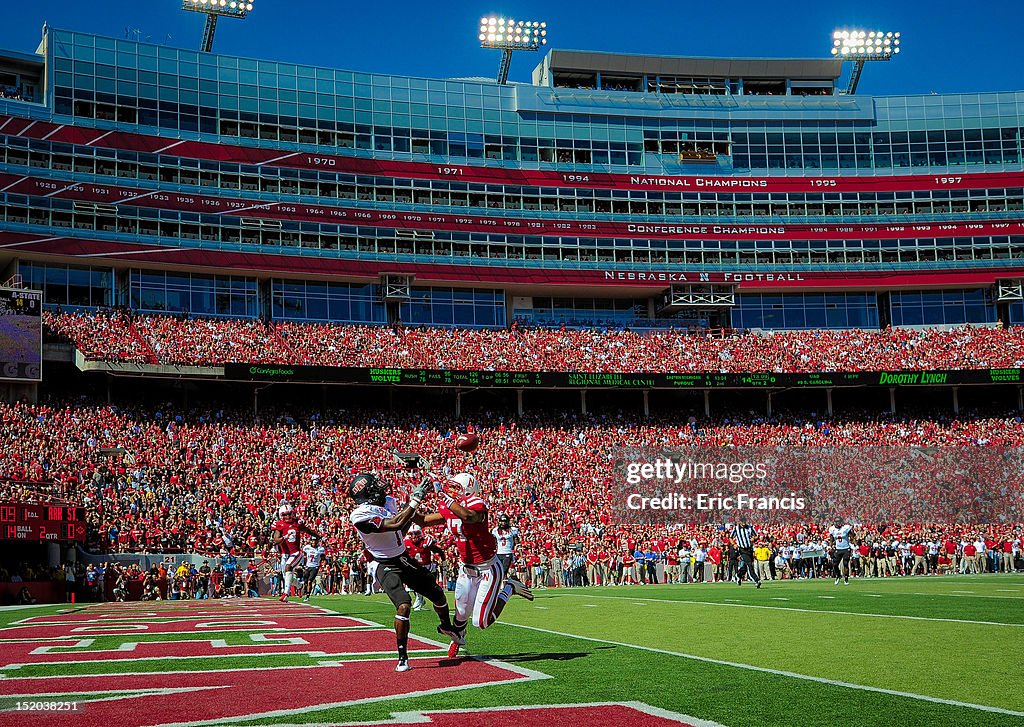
[0,502,87,542]
[226,364,1024,389]
[0,287,42,382]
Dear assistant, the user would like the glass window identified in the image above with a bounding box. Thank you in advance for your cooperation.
[20,262,113,309]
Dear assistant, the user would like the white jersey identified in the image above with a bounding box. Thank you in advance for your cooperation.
[350,497,405,560]
[492,527,518,556]
[829,524,853,550]
[303,544,326,569]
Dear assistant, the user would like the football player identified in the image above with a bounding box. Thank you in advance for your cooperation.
[348,472,461,673]
[829,518,854,585]
[404,525,445,611]
[492,514,518,576]
[417,472,533,659]
[301,535,327,601]
[271,502,319,603]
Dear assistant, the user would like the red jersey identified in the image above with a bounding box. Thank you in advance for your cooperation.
[439,494,496,566]
[404,537,442,566]
[273,519,301,555]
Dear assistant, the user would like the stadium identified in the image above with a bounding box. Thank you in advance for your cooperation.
[0,2,1022,726]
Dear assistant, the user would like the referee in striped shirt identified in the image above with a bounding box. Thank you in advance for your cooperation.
[733,515,762,588]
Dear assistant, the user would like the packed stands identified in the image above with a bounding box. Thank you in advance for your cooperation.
[44,310,154,364]
[133,315,294,366]
[1,400,1021,589]
[42,311,1024,372]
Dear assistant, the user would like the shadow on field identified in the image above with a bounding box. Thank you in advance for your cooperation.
[494,651,591,663]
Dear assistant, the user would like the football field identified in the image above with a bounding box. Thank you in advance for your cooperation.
[0,574,1021,726]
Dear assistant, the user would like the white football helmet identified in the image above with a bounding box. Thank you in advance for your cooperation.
[450,473,479,497]
[278,502,295,519]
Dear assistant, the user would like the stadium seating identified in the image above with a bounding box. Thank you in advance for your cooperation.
[1,400,1021,586]
[42,311,1024,372]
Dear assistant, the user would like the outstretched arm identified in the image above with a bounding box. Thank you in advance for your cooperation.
[413,512,446,528]
[355,479,432,534]
[433,481,485,523]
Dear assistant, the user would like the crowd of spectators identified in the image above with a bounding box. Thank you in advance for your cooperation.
[134,315,294,366]
[1,398,1021,601]
[276,322,1024,373]
[0,85,26,101]
[44,312,1024,373]
[44,309,153,364]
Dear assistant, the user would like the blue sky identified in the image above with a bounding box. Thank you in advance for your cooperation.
[2,1,1022,95]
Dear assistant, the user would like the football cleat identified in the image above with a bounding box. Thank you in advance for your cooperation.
[835,578,841,585]
[506,577,534,602]
[437,624,465,645]
[278,594,289,603]
[755,581,761,589]
[395,658,411,672]
[447,640,460,659]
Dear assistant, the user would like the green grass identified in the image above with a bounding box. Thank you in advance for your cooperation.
[2,575,1022,726]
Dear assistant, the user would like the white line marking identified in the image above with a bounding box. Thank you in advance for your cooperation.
[0,175,27,192]
[997,590,1020,593]
[41,124,65,141]
[552,592,1024,628]
[0,647,445,671]
[865,594,882,598]
[154,140,185,154]
[256,152,299,167]
[44,181,85,197]
[0,625,383,642]
[770,598,790,601]
[499,621,1024,718]
[39,657,550,727]
[116,189,159,204]
[78,248,174,258]
[818,596,836,599]
[906,592,1024,601]
[86,130,115,146]
[263,702,728,727]
[214,202,278,216]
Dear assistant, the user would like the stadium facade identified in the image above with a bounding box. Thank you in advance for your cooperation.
[1,27,1023,331]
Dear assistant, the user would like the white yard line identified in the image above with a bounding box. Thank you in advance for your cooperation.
[549,592,1024,628]
[500,621,1024,718]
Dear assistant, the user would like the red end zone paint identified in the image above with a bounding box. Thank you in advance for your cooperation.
[19,609,333,623]
[0,615,366,640]
[0,631,439,667]
[0,660,533,727]
[290,703,726,726]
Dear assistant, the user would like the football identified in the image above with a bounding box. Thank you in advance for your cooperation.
[454,432,480,452]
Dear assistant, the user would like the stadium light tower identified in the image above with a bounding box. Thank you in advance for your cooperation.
[182,0,255,53]
[831,29,901,94]
[479,16,548,85]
